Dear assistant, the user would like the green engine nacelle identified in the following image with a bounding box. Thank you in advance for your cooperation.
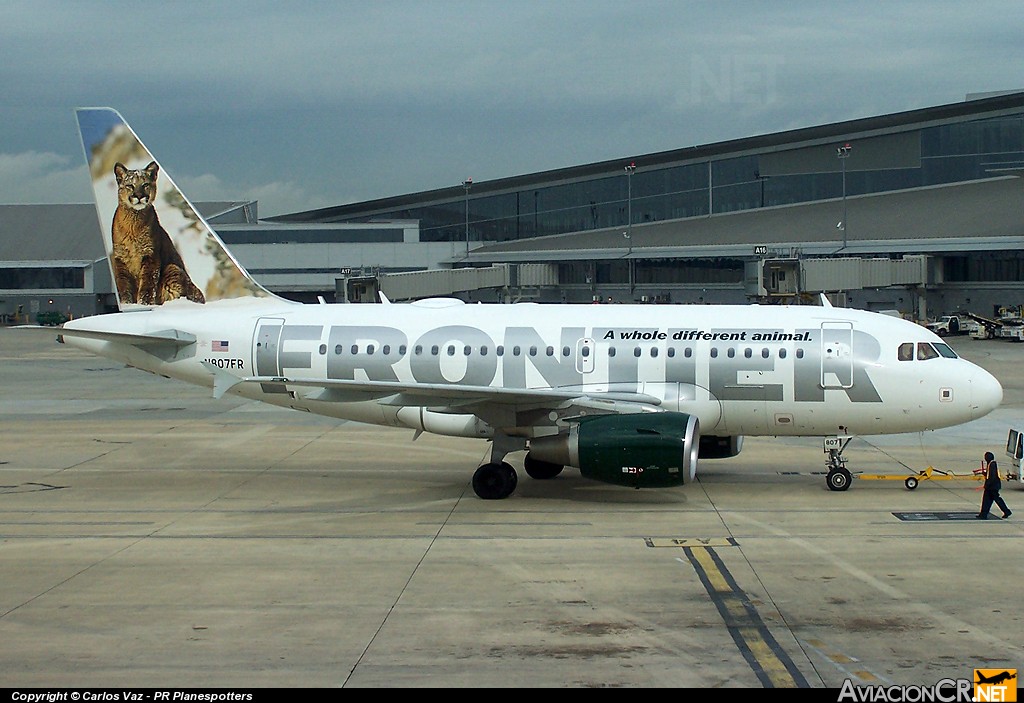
[529,412,700,489]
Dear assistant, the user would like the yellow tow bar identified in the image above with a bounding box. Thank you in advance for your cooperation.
[855,466,986,490]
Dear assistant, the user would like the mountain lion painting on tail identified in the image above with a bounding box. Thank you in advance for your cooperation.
[110,161,205,305]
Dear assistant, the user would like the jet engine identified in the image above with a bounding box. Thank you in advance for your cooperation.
[528,412,699,488]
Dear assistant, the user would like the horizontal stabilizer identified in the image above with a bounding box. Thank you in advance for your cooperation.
[54,326,197,348]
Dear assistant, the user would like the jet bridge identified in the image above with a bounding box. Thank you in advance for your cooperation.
[745,255,930,315]
[339,264,516,302]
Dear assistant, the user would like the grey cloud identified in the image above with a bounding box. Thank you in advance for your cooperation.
[1,1,1022,216]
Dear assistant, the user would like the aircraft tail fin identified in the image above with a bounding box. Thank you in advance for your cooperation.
[75,108,284,310]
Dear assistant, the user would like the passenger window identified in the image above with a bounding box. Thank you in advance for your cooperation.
[546,346,554,357]
[431,345,439,356]
[497,345,504,356]
[796,349,804,359]
[727,348,735,358]
[779,348,787,359]
[334,344,343,355]
[513,346,521,356]
[744,348,752,358]
[446,345,455,356]
[481,346,488,356]
[366,344,375,355]
[464,345,471,356]
[761,348,769,359]
[399,345,407,355]
[562,346,571,357]
[608,347,616,357]
[382,344,391,355]
[529,346,537,356]
[917,342,939,361]
[633,347,641,357]
[414,345,423,355]
[684,348,692,358]
[898,343,914,361]
[711,348,718,358]
[350,344,358,355]
[650,347,658,358]
[319,344,327,355]
[667,347,675,358]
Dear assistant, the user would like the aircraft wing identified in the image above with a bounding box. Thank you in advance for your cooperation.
[213,372,665,426]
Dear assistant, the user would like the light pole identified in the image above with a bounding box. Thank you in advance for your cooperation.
[463,178,472,256]
[624,162,635,294]
[837,143,851,249]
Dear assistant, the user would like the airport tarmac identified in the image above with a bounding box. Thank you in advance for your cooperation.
[1,326,1022,689]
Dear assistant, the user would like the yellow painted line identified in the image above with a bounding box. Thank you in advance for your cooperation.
[681,545,808,688]
[740,627,804,688]
[691,546,732,592]
[804,637,884,683]
[724,598,748,619]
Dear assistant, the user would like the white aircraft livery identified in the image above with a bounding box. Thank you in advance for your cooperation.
[60,108,1003,499]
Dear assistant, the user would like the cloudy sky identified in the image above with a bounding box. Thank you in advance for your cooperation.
[2,1,1022,217]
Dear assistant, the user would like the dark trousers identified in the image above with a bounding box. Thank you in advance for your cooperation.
[980,488,1010,517]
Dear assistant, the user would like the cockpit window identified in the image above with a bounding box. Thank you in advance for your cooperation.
[933,343,958,359]
[898,343,914,361]
[917,342,940,360]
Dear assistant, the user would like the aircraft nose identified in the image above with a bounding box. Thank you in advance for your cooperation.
[971,367,1003,419]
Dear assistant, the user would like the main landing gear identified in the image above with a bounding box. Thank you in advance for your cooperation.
[472,461,518,500]
[471,434,565,499]
[824,436,854,491]
[472,433,525,500]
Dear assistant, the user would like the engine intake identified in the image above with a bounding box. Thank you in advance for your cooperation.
[529,412,699,488]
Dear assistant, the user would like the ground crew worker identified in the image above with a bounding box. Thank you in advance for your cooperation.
[977,451,1012,519]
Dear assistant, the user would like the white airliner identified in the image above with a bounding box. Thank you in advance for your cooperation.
[58,108,1003,499]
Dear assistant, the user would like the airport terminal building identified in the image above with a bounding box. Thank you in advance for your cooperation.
[3,91,1023,323]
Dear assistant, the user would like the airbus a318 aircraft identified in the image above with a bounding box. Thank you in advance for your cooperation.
[58,108,1003,499]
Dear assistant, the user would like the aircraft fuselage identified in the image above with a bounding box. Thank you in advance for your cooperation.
[64,298,1001,441]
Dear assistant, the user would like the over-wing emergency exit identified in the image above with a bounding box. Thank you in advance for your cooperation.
[58,108,1003,499]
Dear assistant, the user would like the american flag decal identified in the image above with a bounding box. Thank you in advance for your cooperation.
[212,340,229,352]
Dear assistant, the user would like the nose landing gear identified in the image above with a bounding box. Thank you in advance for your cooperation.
[824,436,853,491]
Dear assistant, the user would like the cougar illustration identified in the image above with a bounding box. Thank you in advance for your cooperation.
[110,161,205,305]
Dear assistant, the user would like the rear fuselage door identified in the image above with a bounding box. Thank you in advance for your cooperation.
[254,317,288,394]
[254,317,285,375]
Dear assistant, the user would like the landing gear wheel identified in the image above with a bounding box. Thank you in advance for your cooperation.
[824,440,853,492]
[904,476,919,490]
[827,468,852,492]
[472,462,518,500]
[502,461,518,493]
[524,453,564,480]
